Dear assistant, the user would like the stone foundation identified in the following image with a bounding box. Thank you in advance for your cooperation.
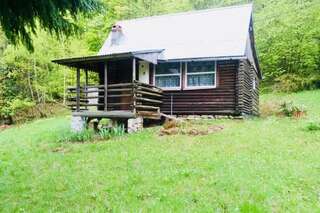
[71,116,86,132]
[127,117,143,133]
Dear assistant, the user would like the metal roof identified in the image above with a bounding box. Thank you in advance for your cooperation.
[99,4,253,61]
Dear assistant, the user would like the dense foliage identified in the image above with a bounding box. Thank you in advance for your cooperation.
[0,0,319,123]
[0,0,101,51]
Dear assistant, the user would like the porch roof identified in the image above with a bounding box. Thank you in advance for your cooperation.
[52,49,163,72]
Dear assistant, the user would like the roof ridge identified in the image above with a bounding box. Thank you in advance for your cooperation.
[117,3,253,24]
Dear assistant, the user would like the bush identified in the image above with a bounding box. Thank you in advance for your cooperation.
[58,125,126,143]
[58,129,94,143]
[279,101,306,118]
[0,99,35,124]
[99,125,125,139]
[306,122,320,131]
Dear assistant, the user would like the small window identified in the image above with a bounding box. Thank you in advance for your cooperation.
[186,61,216,88]
[155,63,181,89]
[253,77,256,90]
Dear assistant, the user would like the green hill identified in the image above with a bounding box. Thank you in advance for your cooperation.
[1,90,320,212]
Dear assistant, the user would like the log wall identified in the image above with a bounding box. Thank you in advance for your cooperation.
[160,60,239,115]
[237,59,259,115]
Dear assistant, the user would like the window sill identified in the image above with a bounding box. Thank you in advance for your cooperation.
[159,87,182,91]
[183,86,216,90]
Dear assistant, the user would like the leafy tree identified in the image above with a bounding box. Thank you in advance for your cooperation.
[0,0,101,51]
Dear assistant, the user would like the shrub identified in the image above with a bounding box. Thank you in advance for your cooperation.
[306,122,320,131]
[58,129,94,143]
[99,125,125,139]
[279,101,306,118]
[99,128,112,139]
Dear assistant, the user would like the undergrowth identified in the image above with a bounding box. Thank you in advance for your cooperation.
[58,125,126,143]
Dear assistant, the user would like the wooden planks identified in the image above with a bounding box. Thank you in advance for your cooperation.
[160,60,238,115]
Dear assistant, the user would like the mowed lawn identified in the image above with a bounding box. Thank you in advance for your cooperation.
[1,90,320,212]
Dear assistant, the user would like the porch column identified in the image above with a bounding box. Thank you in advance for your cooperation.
[132,57,136,114]
[132,57,136,81]
[85,69,88,110]
[104,62,108,111]
[76,68,80,112]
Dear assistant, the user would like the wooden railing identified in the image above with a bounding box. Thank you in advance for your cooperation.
[66,81,163,118]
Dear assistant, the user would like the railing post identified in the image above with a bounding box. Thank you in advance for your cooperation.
[104,62,108,111]
[76,68,80,112]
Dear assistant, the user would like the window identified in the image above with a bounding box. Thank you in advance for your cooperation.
[186,61,216,88]
[155,63,181,89]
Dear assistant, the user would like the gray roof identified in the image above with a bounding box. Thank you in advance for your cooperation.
[99,4,254,62]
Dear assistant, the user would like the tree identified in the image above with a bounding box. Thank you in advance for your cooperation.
[0,0,101,51]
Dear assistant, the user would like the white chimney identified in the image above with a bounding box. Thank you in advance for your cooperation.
[111,24,123,45]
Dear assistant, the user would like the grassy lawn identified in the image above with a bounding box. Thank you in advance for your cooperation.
[1,90,320,212]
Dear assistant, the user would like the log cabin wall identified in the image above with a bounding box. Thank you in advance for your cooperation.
[237,59,259,115]
[160,60,239,115]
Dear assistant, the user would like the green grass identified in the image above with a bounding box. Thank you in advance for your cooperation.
[1,90,320,212]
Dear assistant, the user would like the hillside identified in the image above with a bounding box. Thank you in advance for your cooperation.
[1,90,320,212]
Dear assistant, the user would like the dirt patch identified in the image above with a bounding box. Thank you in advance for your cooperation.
[159,119,224,136]
[0,124,11,131]
[51,146,72,153]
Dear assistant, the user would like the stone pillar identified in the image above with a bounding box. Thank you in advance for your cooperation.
[127,117,143,133]
[71,116,86,132]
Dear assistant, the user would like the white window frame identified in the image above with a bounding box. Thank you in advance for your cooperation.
[154,62,182,90]
[185,61,217,90]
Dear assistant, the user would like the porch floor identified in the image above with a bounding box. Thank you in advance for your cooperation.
[72,110,136,119]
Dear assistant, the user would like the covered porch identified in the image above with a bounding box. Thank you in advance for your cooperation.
[52,51,164,125]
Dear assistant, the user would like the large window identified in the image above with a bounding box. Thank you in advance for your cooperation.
[155,63,181,89]
[186,61,216,88]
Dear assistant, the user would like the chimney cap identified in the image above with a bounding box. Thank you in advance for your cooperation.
[112,24,122,32]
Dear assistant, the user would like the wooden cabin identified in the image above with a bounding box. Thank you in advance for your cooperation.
[53,4,261,131]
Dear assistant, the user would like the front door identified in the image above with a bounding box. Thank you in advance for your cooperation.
[138,61,149,84]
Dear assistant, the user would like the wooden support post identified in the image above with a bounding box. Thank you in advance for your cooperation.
[152,64,156,85]
[132,57,136,82]
[132,57,136,114]
[85,69,88,110]
[104,63,108,111]
[76,68,80,112]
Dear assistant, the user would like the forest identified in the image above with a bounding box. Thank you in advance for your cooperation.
[0,0,319,124]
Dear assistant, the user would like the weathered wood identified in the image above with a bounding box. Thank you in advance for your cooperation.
[136,85,163,94]
[67,85,104,90]
[85,69,88,110]
[76,68,80,112]
[73,110,135,118]
[132,58,136,81]
[137,111,161,120]
[136,90,163,98]
[237,59,258,115]
[108,102,132,106]
[108,94,132,98]
[67,103,104,107]
[160,60,238,115]
[104,63,108,111]
[135,105,160,110]
[134,80,162,90]
[135,97,162,104]
[108,88,132,92]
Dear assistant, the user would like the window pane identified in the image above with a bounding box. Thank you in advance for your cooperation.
[187,73,215,87]
[187,61,215,73]
[156,63,180,75]
[156,76,180,88]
